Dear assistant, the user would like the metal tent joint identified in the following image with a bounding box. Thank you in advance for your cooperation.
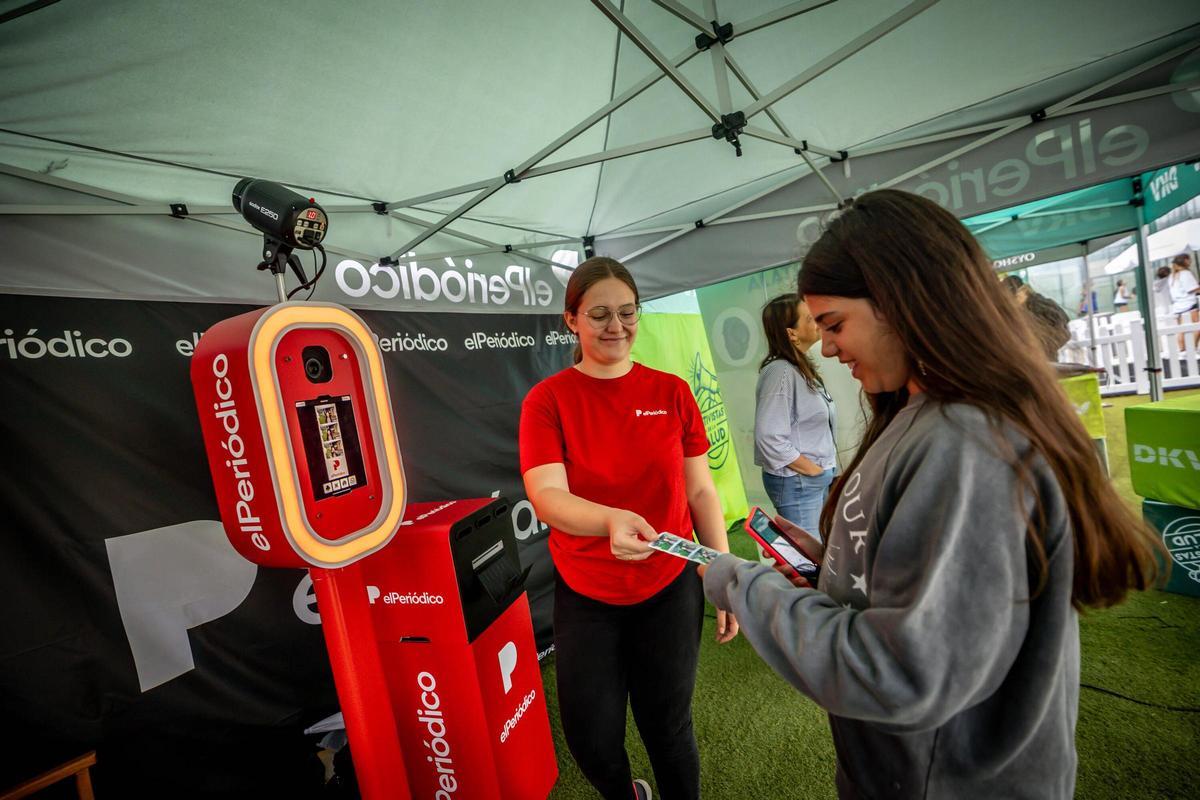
[1131,176,1144,207]
[372,201,388,215]
[694,219,706,228]
[695,20,733,51]
[582,235,595,257]
[169,203,189,218]
[711,111,746,156]
[794,143,848,162]
[1030,108,1047,123]
[503,169,522,184]
[379,255,399,267]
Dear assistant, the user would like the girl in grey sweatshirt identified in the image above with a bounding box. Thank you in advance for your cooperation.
[699,189,1162,799]
[705,396,1076,798]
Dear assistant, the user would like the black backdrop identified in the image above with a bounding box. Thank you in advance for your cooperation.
[0,294,571,796]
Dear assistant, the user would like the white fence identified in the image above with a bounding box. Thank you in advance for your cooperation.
[1060,312,1200,396]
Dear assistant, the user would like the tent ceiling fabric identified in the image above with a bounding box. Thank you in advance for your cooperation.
[1,0,1198,308]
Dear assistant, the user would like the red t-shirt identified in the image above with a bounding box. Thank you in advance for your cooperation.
[519,362,710,605]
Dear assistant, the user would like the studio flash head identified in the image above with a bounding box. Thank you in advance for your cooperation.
[232,178,328,250]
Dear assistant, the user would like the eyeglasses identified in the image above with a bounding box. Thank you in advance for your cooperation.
[581,304,641,328]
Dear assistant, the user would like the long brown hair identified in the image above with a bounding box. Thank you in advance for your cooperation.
[799,189,1161,610]
[563,256,640,364]
[760,293,823,391]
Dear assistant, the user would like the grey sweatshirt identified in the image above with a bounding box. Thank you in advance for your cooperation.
[705,394,1079,799]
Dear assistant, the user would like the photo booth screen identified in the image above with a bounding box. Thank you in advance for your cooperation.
[296,395,367,500]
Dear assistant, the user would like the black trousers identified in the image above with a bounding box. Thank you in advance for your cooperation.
[553,564,704,800]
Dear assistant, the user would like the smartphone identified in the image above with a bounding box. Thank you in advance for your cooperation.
[743,507,820,579]
[647,532,722,566]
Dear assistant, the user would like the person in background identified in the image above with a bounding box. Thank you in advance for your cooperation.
[1077,287,1099,317]
[1169,253,1199,349]
[520,256,737,800]
[1153,265,1173,319]
[1003,275,1069,360]
[699,190,1161,800]
[1000,273,1030,305]
[1113,278,1131,311]
[753,294,837,540]
[1024,291,1072,360]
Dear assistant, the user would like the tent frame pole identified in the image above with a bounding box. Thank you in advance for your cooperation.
[735,0,837,37]
[589,0,721,123]
[521,129,712,179]
[704,0,734,116]
[385,126,714,260]
[651,0,709,33]
[620,163,841,256]
[385,209,578,265]
[2,9,1195,289]
[386,180,506,258]
[721,50,840,158]
[600,35,1200,265]
[384,42,706,211]
[742,127,843,205]
[1046,40,1200,116]
[741,0,939,122]
[1133,180,1165,401]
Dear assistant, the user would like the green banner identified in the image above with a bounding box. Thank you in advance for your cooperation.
[1143,499,1200,598]
[1126,393,1200,510]
[631,313,749,526]
[1059,374,1105,439]
[1144,162,1200,224]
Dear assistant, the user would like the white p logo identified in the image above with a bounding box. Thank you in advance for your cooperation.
[498,641,518,694]
[366,585,381,605]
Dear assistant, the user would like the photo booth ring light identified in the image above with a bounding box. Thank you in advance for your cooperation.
[250,303,406,567]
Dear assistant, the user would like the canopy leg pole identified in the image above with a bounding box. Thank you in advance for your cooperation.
[1133,178,1164,401]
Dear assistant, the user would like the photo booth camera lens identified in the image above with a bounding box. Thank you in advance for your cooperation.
[302,346,333,384]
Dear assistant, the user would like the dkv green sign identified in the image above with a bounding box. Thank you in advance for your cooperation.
[1126,394,1200,511]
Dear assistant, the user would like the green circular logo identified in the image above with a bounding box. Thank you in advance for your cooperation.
[1163,515,1200,586]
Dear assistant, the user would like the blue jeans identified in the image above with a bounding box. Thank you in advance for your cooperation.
[762,468,835,543]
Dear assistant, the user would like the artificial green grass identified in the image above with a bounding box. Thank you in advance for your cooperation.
[544,389,1200,799]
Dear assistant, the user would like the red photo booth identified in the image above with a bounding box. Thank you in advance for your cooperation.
[191,302,555,799]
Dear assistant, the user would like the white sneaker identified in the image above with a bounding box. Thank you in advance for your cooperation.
[633,778,653,800]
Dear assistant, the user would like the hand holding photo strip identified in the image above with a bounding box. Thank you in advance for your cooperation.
[649,533,721,566]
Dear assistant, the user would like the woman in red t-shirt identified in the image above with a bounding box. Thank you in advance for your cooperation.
[520,256,738,800]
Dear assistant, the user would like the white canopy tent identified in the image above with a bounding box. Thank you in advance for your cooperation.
[2,0,1199,310]
[1103,217,1200,273]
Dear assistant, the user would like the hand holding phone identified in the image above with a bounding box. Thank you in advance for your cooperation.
[743,507,820,581]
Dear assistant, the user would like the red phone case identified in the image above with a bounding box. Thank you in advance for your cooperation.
[743,506,815,573]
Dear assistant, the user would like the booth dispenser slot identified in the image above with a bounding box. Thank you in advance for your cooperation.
[454,522,474,540]
[398,636,430,644]
[471,540,504,571]
[476,552,527,607]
